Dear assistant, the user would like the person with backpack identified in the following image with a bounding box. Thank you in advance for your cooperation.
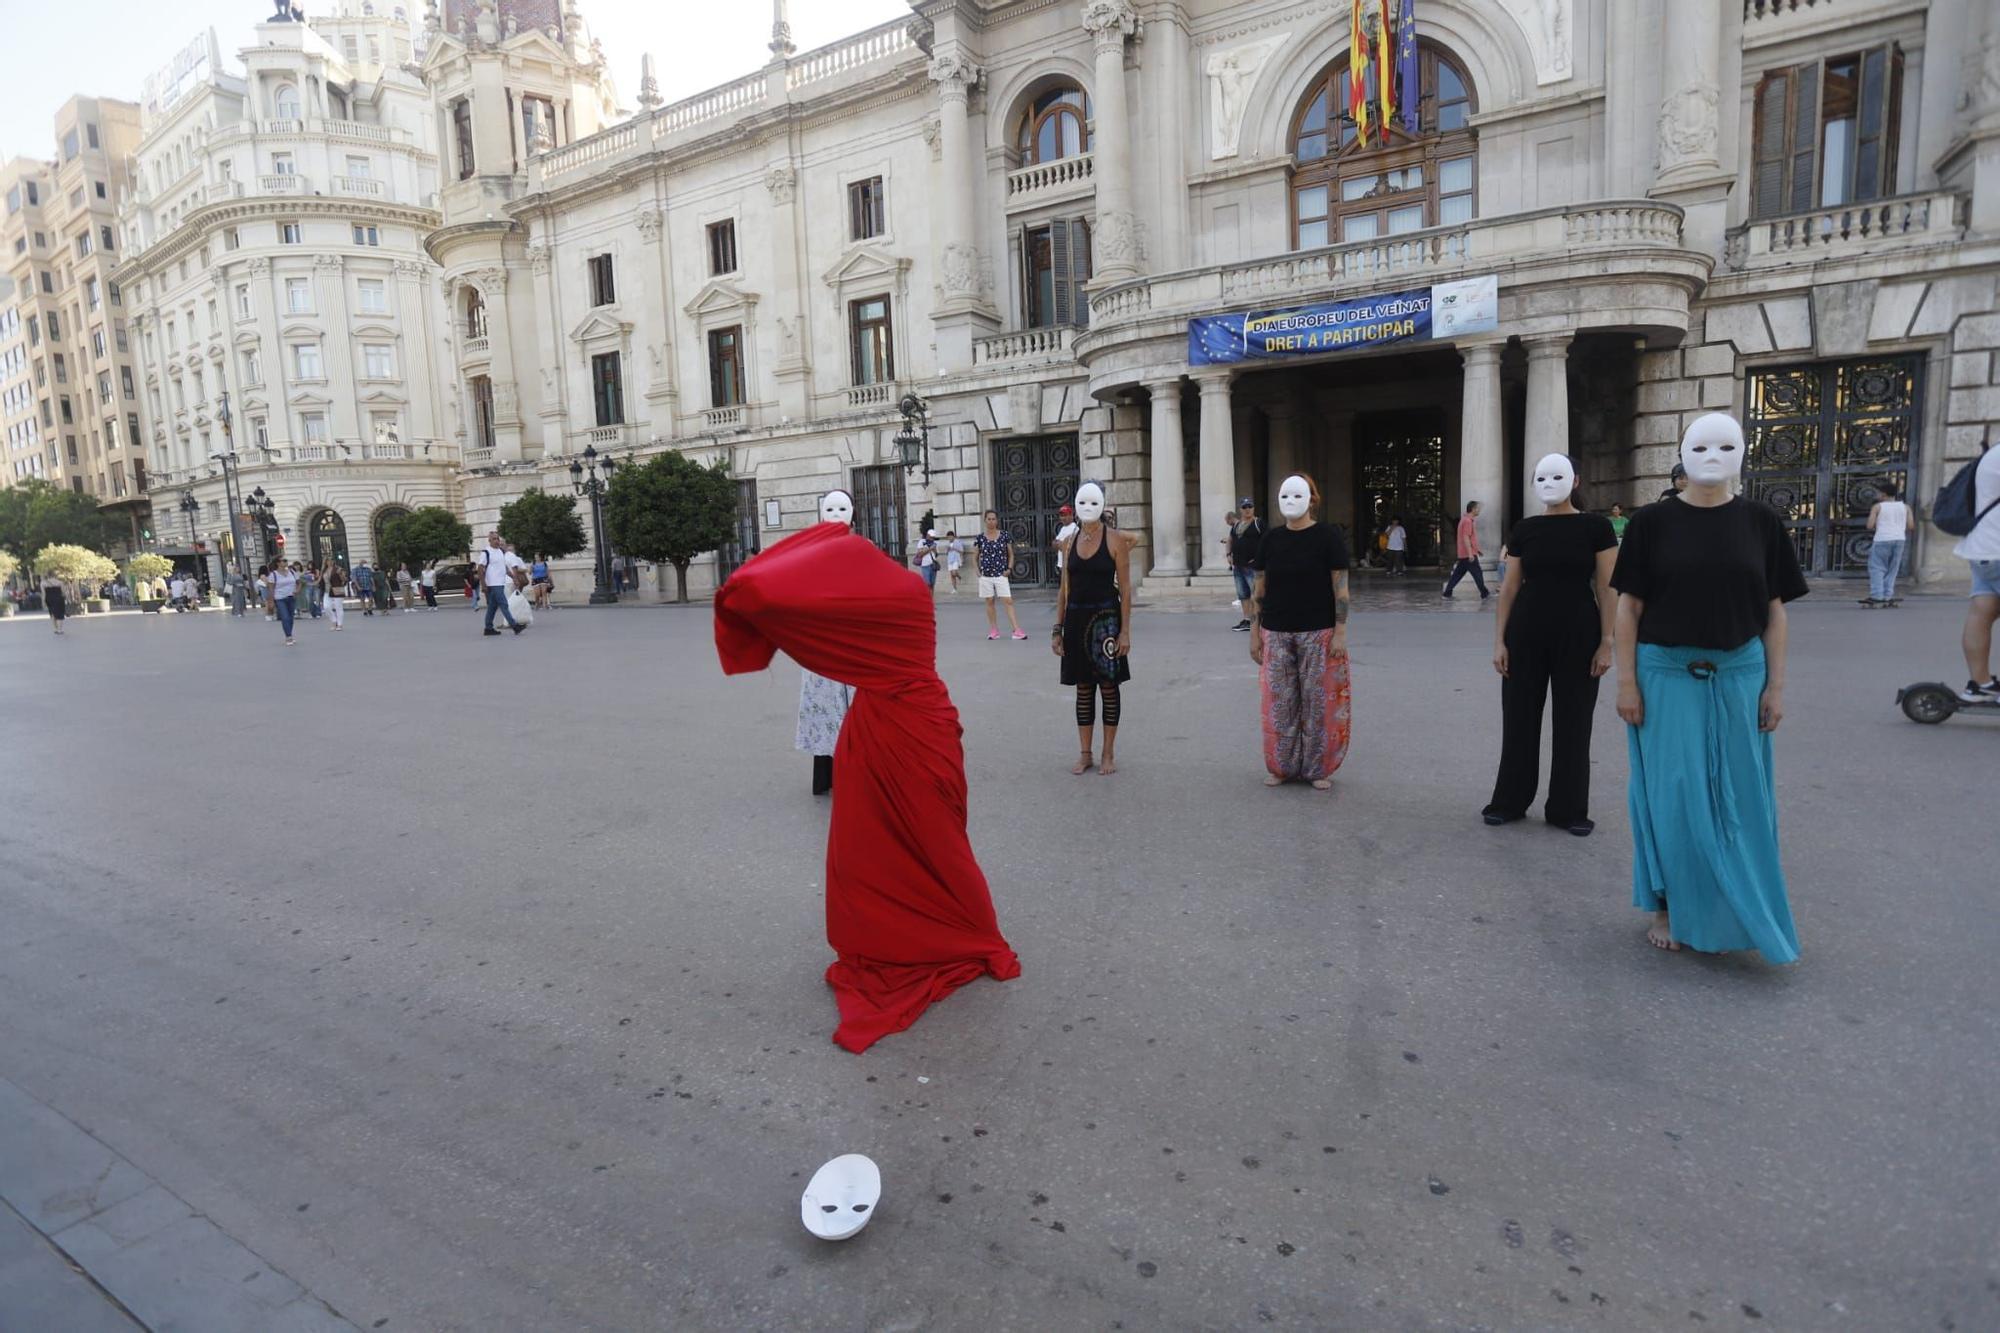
[1940,446,2000,702]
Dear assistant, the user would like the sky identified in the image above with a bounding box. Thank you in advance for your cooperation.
[0,0,911,160]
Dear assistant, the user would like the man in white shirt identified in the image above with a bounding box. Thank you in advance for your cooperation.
[477,530,527,636]
[1051,504,1078,572]
[1955,447,2000,701]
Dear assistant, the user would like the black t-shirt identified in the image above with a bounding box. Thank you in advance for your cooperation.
[1610,497,1808,649]
[1252,521,1351,632]
[1230,518,1265,567]
[1505,512,1618,602]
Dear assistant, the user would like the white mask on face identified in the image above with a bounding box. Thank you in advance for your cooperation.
[818,489,854,528]
[1532,453,1576,507]
[1679,413,1745,486]
[1277,474,1312,520]
[801,1153,880,1241]
[1073,483,1105,523]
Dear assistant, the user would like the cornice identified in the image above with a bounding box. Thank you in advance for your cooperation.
[118,197,441,281]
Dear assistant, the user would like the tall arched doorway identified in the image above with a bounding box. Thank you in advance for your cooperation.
[308,508,350,570]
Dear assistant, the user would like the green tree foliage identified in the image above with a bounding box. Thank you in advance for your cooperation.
[34,543,119,590]
[125,553,176,584]
[377,506,472,571]
[497,487,588,561]
[0,551,18,589]
[0,479,114,562]
[603,452,736,603]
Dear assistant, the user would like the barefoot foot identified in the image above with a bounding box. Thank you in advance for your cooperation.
[1263,774,1284,787]
[1098,755,1118,775]
[1646,911,1681,952]
[1070,753,1094,776]
[1310,778,1332,791]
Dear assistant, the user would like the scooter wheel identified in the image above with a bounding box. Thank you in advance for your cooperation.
[1900,685,1958,725]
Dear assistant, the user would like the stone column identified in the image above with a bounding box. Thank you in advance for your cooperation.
[1521,334,1572,520]
[1145,376,1187,579]
[1653,0,1722,185]
[1195,370,1236,579]
[928,49,994,370]
[395,260,440,446]
[1458,341,1504,562]
[763,163,812,420]
[1266,401,1300,517]
[1083,0,1142,281]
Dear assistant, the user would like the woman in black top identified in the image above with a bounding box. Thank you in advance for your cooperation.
[1052,482,1137,775]
[1483,454,1618,834]
[1611,412,1808,962]
[1247,474,1352,789]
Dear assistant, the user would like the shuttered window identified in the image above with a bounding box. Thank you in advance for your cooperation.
[1023,218,1092,330]
[1751,44,1902,219]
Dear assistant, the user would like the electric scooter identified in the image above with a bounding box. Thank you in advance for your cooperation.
[1897,682,2000,724]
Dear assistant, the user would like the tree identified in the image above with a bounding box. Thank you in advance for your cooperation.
[34,543,118,593]
[377,506,472,571]
[603,451,736,603]
[497,487,588,561]
[0,551,18,589]
[0,479,114,563]
[125,553,175,584]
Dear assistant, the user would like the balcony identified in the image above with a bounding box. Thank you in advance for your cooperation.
[1007,153,1095,207]
[460,336,490,359]
[1723,191,1965,270]
[844,383,895,409]
[325,119,394,144]
[464,446,495,466]
[204,181,244,203]
[332,175,383,197]
[702,405,746,431]
[974,326,1077,366]
[584,425,626,447]
[263,119,304,135]
[259,174,306,195]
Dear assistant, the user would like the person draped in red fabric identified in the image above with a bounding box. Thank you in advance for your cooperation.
[714,521,1020,1053]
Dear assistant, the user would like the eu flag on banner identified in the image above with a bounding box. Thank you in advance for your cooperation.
[1188,287,1433,365]
[1396,0,1418,131]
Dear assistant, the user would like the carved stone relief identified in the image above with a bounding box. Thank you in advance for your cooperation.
[1205,34,1289,159]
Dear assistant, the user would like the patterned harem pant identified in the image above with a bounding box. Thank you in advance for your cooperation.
[1259,627,1352,782]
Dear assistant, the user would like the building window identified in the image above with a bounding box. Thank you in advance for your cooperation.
[1289,44,1478,248]
[849,176,886,240]
[91,329,106,359]
[470,375,495,448]
[85,278,100,310]
[292,343,322,379]
[120,366,135,398]
[352,224,380,246]
[453,99,475,180]
[62,129,79,161]
[94,180,106,199]
[271,152,295,176]
[588,253,616,306]
[286,277,313,314]
[463,286,485,337]
[707,220,737,276]
[590,351,624,426]
[279,222,303,244]
[850,296,894,385]
[357,278,387,314]
[100,225,114,252]
[707,326,744,407]
[275,85,300,119]
[235,283,252,319]
[363,344,395,379]
[345,155,372,180]
[75,231,93,258]
[60,396,73,425]
[40,272,52,293]
[301,411,329,444]
[1017,85,1092,164]
[86,123,99,149]
[242,349,261,384]
[1752,45,1904,219]
[1023,218,1092,328]
[127,413,140,448]
[109,282,121,306]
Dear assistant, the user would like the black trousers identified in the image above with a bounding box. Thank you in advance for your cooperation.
[1443,558,1488,596]
[1486,604,1599,825]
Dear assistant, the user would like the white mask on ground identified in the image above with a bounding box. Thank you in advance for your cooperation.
[1073,483,1105,523]
[1679,413,1745,486]
[1277,474,1312,520]
[1533,453,1576,507]
[801,1153,880,1241]
[818,490,854,528]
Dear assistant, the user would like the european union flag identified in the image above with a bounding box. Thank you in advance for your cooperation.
[1189,315,1247,366]
[1395,0,1418,131]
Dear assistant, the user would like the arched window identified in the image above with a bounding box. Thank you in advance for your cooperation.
[1289,45,1477,249]
[308,507,349,570]
[1017,84,1093,165]
[274,84,301,120]
[464,286,486,339]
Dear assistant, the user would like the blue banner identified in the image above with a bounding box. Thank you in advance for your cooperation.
[1188,286,1432,365]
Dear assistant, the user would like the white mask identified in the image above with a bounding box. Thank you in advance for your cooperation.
[818,489,854,528]
[1532,453,1576,506]
[1277,474,1312,520]
[1073,483,1105,523]
[1679,413,1745,486]
[801,1153,880,1241]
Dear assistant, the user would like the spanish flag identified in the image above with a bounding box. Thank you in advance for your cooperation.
[1348,0,1370,145]
[1376,0,1395,138]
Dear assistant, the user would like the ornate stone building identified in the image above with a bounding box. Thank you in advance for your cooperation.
[436,0,2000,596]
[118,10,458,581]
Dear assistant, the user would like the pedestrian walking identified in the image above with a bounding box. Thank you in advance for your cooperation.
[911,529,943,591]
[301,564,321,618]
[475,530,526,636]
[1951,444,2000,701]
[1613,413,1808,961]
[1230,499,1264,630]
[353,561,376,615]
[1442,501,1491,598]
[1863,482,1911,607]
[269,560,300,646]
[1247,474,1351,789]
[1053,483,1136,775]
[1608,502,1629,543]
[421,561,439,609]
[41,572,67,635]
[944,531,964,593]
[973,511,1027,640]
[400,564,417,612]
[1051,504,1078,574]
[325,565,347,629]
[1384,514,1408,575]
[1484,454,1618,835]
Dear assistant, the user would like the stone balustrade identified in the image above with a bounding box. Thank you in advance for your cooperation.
[845,383,895,409]
[539,121,641,179]
[1724,191,1965,269]
[654,74,766,144]
[460,336,490,359]
[702,405,746,431]
[332,175,383,197]
[258,173,306,195]
[786,19,913,93]
[973,326,1077,365]
[1007,153,1095,204]
[585,425,627,447]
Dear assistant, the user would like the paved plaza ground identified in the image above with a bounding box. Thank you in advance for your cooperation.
[1,585,1995,1331]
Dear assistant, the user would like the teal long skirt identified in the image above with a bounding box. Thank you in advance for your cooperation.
[1626,639,1799,963]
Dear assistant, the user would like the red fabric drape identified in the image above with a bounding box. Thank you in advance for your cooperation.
[714,522,1020,1053]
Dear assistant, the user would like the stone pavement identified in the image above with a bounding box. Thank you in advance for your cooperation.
[0,591,1995,1330]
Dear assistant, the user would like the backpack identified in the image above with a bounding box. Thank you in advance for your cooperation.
[1933,449,2000,536]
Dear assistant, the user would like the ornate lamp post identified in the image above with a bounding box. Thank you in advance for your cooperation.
[894,392,931,482]
[247,485,278,564]
[211,391,252,585]
[177,490,200,546]
[568,444,620,604]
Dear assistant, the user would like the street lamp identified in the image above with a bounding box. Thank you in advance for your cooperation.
[247,485,278,564]
[212,390,250,585]
[177,490,199,547]
[894,392,931,482]
[568,443,620,604]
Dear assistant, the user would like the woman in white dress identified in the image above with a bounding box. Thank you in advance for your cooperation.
[798,490,858,795]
